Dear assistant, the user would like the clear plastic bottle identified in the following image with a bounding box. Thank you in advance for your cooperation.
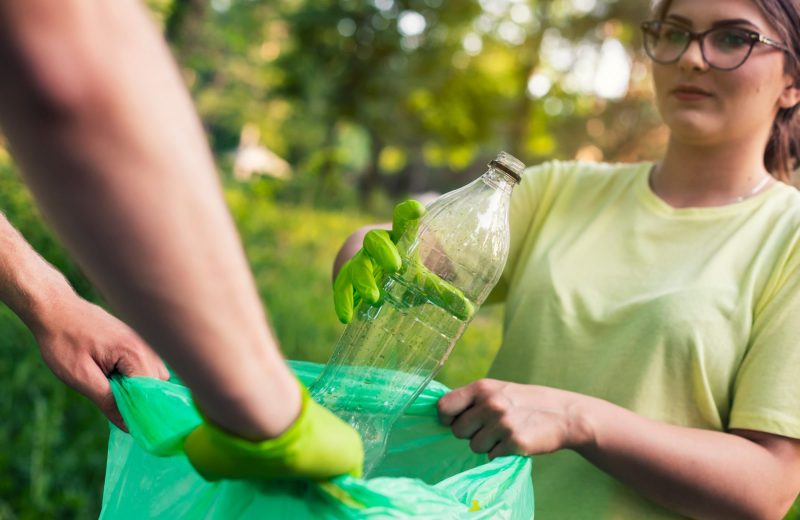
[311,152,525,476]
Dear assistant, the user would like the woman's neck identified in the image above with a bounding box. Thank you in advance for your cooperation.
[653,134,774,208]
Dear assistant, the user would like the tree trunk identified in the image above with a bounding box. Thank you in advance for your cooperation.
[359,131,383,205]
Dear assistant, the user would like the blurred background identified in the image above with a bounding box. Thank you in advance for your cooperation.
[0,0,797,518]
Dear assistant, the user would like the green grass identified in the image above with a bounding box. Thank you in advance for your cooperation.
[0,308,109,519]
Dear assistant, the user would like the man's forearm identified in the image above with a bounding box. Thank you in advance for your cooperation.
[574,397,799,519]
[0,212,74,332]
[0,0,299,440]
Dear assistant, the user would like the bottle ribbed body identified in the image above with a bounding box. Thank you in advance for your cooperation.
[311,152,524,476]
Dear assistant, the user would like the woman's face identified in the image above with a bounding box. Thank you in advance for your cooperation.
[652,0,798,147]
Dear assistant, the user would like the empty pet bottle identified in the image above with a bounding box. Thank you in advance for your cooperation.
[311,152,525,476]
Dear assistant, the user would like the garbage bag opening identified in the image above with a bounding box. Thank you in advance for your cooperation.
[100,360,534,519]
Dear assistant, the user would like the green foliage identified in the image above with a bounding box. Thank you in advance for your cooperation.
[0,308,109,520]
[0,164,108,519]
[789,501,800,520]
[170,0,664,205]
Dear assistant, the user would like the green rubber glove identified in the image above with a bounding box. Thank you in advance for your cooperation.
[184,384,364,481]
[333,199,475,324]
[333,200,426,324]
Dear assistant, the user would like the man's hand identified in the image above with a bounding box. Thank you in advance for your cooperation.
[333,200,426,324]
[32,294,169,431]
[184,384,364,481]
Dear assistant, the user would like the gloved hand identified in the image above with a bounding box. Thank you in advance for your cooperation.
[333,200,425,324]
[184,383,364,481]
[333,199,474,324]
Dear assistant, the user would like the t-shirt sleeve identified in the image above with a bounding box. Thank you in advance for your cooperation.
[486,160,561,304]
[729,236,800,439]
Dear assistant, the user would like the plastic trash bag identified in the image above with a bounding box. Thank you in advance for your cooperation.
[100,361,534,519]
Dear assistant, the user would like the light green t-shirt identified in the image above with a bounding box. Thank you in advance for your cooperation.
[488,160,800,519]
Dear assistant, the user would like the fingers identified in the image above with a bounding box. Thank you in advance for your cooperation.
[157,358,170,380]
[349,251,380,304]
[333,262,355,324]
[440,380,525,458]
[391,199,426,243]
[71,360,129,432]
[333,198,425,325]
[363,229,401,273]
[146,346,170,380]
[450,406,484,439]
[469,422,503,455]
[488,439,516,460]
[419,268,474,321]
[441,384,507,455]
[111,330,170,381]
[118,337,170,380]
[334,252,381,323]
[438,383,479,425]
[99,391,129,433]
[439,283,474,321]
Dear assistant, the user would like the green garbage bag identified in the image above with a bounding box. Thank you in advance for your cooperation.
[100,361,534,519]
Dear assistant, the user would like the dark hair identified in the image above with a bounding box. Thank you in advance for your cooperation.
[652,0,800,182]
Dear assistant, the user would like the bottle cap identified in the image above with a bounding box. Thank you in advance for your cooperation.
[489,151,525,183]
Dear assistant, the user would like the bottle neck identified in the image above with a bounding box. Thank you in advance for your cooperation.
[481,166,518,194]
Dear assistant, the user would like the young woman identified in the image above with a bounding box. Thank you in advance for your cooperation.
[335,0,800,517]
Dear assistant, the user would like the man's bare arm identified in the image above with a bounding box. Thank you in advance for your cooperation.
[0,0,299,440]
[0,210,168,430]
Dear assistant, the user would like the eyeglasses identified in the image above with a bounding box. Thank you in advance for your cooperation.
[641,20,790,71]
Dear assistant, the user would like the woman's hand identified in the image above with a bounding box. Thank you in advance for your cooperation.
[440,379,800,518]
[437,378,594,459]
[333,200,425,324]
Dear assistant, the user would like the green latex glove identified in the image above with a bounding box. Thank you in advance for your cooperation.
[184,384,364,481]
[334,199,475,324]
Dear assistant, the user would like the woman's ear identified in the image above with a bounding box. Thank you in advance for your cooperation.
[778,76,800,110]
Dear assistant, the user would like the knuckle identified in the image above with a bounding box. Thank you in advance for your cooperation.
[497,416,515,432]
[124,347,147,367]
[473,379,493,394]
[484,395,507,413]
[436,401,452,417]
[508,432,526,450]
[490,444,509,459]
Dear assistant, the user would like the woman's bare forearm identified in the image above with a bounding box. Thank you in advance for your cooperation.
[575,397,800,519]
[440,380,800,520]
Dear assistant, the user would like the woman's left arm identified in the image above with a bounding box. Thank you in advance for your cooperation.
[438,379,800,520]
